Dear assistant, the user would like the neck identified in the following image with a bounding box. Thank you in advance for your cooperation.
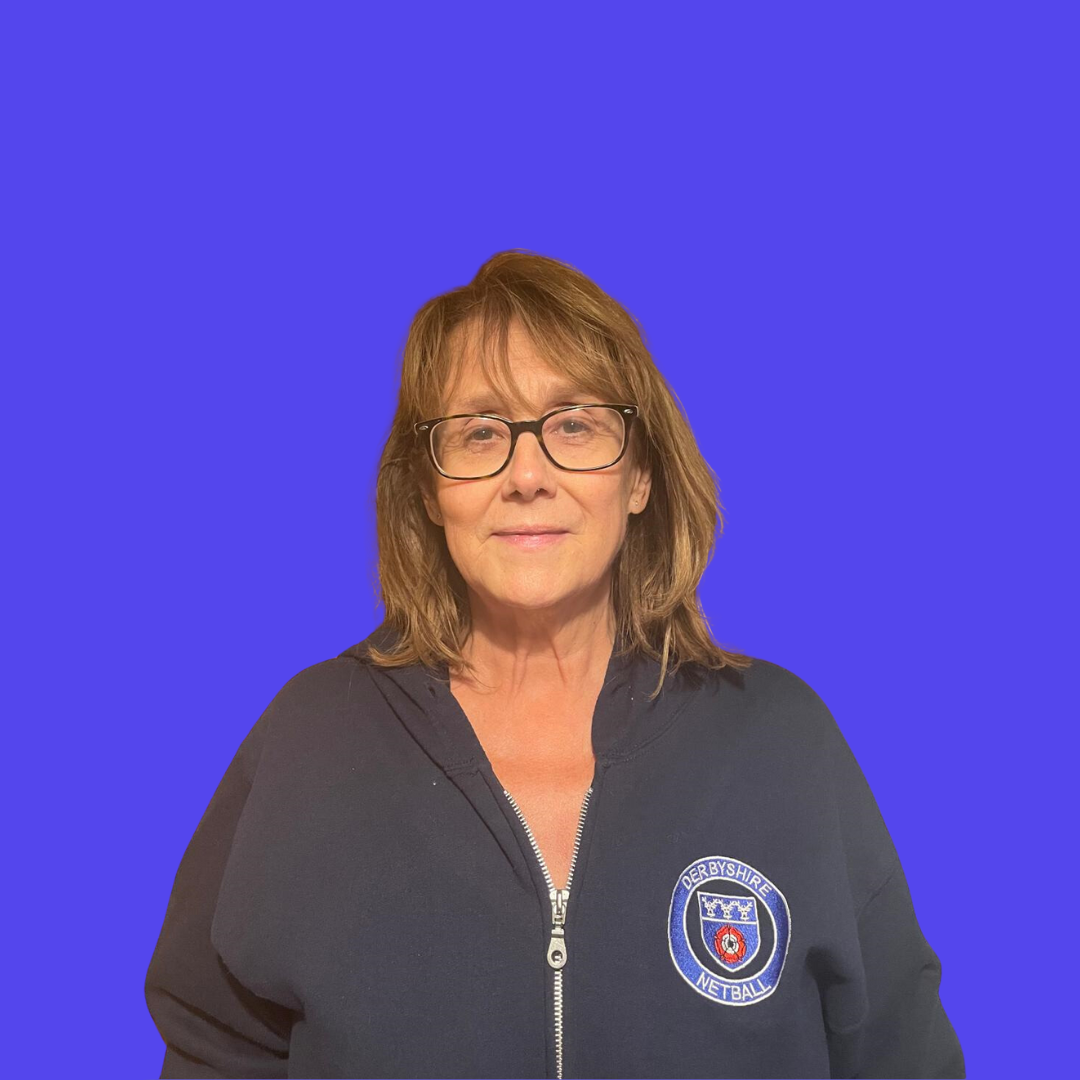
[457,579,616,699]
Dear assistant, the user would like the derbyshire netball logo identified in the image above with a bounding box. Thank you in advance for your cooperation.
[668,855,791,1006]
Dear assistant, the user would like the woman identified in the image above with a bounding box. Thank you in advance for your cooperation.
[145,251,964,1079]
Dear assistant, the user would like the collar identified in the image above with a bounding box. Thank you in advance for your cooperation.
[338,622,721,768]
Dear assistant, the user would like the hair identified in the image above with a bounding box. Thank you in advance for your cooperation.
[369,249,752,696]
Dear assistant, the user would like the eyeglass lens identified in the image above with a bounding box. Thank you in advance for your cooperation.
[431,407,626,478]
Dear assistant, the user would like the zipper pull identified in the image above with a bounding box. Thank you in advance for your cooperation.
[547,888,569,968]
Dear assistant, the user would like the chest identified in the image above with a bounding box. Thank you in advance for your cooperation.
[489,753,595,892]
[450,687,596,892]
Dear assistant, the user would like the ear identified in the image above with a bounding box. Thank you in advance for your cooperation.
[416,467,444,525]
[627,464,652,516]
[421,489,444,526]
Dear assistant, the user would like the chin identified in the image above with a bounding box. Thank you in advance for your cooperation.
[474,571,582,613]
[489,586,573,611]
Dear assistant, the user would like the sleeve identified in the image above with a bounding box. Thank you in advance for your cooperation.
[819,715,965,1080]
[144,705,294,1079]
[826,860,966,1079]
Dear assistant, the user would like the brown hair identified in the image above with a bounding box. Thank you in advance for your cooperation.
[369,249,752,695]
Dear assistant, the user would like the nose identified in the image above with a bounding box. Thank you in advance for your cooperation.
[503,430,556,497]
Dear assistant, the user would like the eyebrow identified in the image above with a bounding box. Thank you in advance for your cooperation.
[451,387,594,415]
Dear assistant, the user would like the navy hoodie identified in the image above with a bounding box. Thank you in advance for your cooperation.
[145,625,964,1079]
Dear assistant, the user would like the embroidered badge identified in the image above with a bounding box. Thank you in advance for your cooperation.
[668,855,791,1006]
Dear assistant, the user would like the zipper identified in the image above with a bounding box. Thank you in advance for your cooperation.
[504,786,593,1080]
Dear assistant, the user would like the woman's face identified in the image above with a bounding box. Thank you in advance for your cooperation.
[422,325,651,619]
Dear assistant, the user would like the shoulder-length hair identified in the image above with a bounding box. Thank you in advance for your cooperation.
[369,249,752,695]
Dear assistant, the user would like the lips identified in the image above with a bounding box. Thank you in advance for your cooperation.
[493,527,569,548]
[493,527,569,536]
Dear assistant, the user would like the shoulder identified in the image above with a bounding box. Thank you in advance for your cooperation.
[700,655,836,726]
[245,652,378,755]
[266,655,363,716]
[719,657,886,817]
[672,655,848,765]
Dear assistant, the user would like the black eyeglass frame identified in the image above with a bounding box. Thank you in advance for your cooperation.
[414,403,639,480]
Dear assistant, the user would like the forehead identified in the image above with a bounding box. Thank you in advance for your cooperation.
[443,323,598,416]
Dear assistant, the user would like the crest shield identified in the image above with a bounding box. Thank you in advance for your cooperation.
[697,891,761,972]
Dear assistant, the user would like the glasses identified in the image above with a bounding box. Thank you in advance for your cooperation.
[414,403,639,480]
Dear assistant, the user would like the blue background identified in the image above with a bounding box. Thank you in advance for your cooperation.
[6,4,1073,1077]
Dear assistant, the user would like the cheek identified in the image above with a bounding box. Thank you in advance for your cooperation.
[571,486,633,561]
[586,481,634,524]
[443,526,479,572]
[437,483,488,526]
[437,488,492,568]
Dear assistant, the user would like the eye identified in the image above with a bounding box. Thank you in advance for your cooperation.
[556,417,592,435]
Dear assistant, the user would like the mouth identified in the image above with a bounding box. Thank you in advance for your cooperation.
[493,527,569,548]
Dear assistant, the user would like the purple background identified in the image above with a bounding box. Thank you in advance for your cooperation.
[6,4,1072,1077]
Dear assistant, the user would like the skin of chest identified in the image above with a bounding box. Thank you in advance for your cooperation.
[489,753,595,891]
[451,684,597,891]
